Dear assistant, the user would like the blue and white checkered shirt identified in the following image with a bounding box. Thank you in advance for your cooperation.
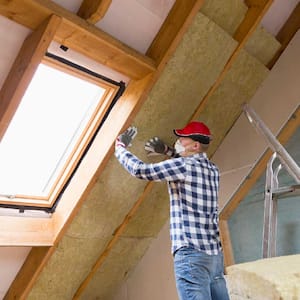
[115,146,222,255]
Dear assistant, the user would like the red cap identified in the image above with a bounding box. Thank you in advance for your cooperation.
[174,121,211,144]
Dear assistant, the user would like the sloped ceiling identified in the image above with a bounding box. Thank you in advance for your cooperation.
[0,0,298,299]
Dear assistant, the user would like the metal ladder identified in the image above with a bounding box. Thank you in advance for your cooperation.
[243,104,300,258]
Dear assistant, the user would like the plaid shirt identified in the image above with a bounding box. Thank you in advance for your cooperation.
[115,146,222,255]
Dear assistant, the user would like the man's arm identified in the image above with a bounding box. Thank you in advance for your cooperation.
[115,146,186,181]
[115,128,185,181]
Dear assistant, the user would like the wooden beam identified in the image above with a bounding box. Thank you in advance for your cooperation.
[54,18,155,80]
[234,0,273,43]
[146,0,205,66]
[275,2,300,45]
[77,0,112,24]
[190,0,273,121]
[220,106,300,220]
[268,3,300,69]
[0,215,53,246]
[0,0,155,79]
[4,246,53,300]
[0,14,62,141]
[220,220,235,267]
[244,0,270,7]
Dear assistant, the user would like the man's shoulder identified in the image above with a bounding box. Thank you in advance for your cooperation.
[187,153,219,170]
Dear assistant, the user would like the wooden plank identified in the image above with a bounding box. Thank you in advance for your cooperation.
[220,220,235,267]
[0,216,53,246]
[220,106,300,220]
[276,3,300,44]
[146,0,205,65]
[77,0,112,24]
[0,0,155,79]
[245,0,270,7]
[190,0,273,121]
[268,3,300,69]
[0,14,62,141]
[54,18,155,80]
[4,246,53,300]
[234,0,273,43]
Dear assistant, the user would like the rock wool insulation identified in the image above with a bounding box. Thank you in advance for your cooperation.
[226,254,300,300]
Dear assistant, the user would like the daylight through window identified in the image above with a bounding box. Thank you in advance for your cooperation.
[0,62,118,208]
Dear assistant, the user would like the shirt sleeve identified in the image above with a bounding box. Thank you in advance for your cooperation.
[115,146,187,182]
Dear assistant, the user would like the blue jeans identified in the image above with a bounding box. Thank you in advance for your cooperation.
[174,247,230,300]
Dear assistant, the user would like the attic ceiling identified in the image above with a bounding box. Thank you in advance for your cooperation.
[0,0,299,299]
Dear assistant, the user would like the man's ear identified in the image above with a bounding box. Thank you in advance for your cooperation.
[193,141,201,151]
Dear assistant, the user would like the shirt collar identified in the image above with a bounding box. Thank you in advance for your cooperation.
[188,152,207,159]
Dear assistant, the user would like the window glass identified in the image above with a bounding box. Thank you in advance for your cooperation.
[0,63,106,197]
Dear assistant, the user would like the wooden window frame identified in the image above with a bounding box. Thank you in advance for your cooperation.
[0,57,119,209]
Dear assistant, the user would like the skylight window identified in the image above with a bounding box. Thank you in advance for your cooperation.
[0,61,120,209]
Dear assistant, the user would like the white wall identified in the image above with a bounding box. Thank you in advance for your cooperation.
[113,30,300,300]
[113,223,178,300]
[261,0,299,36]
[0,247,31,299]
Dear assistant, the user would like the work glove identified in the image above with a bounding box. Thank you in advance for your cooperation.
[116,126,138,148]
[144,137,175,157]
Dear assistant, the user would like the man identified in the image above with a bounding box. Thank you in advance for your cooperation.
[115,121,229,300]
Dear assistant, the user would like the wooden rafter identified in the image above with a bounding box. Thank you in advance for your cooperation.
[0,14,61,140]
[0,15,61,247]
[0,0,155,79]
[147,0,205,66]
[220,220,235,267]
[4,247,52,300]
[276,2,300,47]
[245,0,270,7]
[268,3,300,69]
[234,0,273,43]
[77,0,112,24]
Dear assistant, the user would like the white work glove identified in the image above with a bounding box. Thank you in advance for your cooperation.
[116,126,138,148]
[144,137,175,157]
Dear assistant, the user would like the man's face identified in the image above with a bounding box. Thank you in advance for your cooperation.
[175,137,198,157]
